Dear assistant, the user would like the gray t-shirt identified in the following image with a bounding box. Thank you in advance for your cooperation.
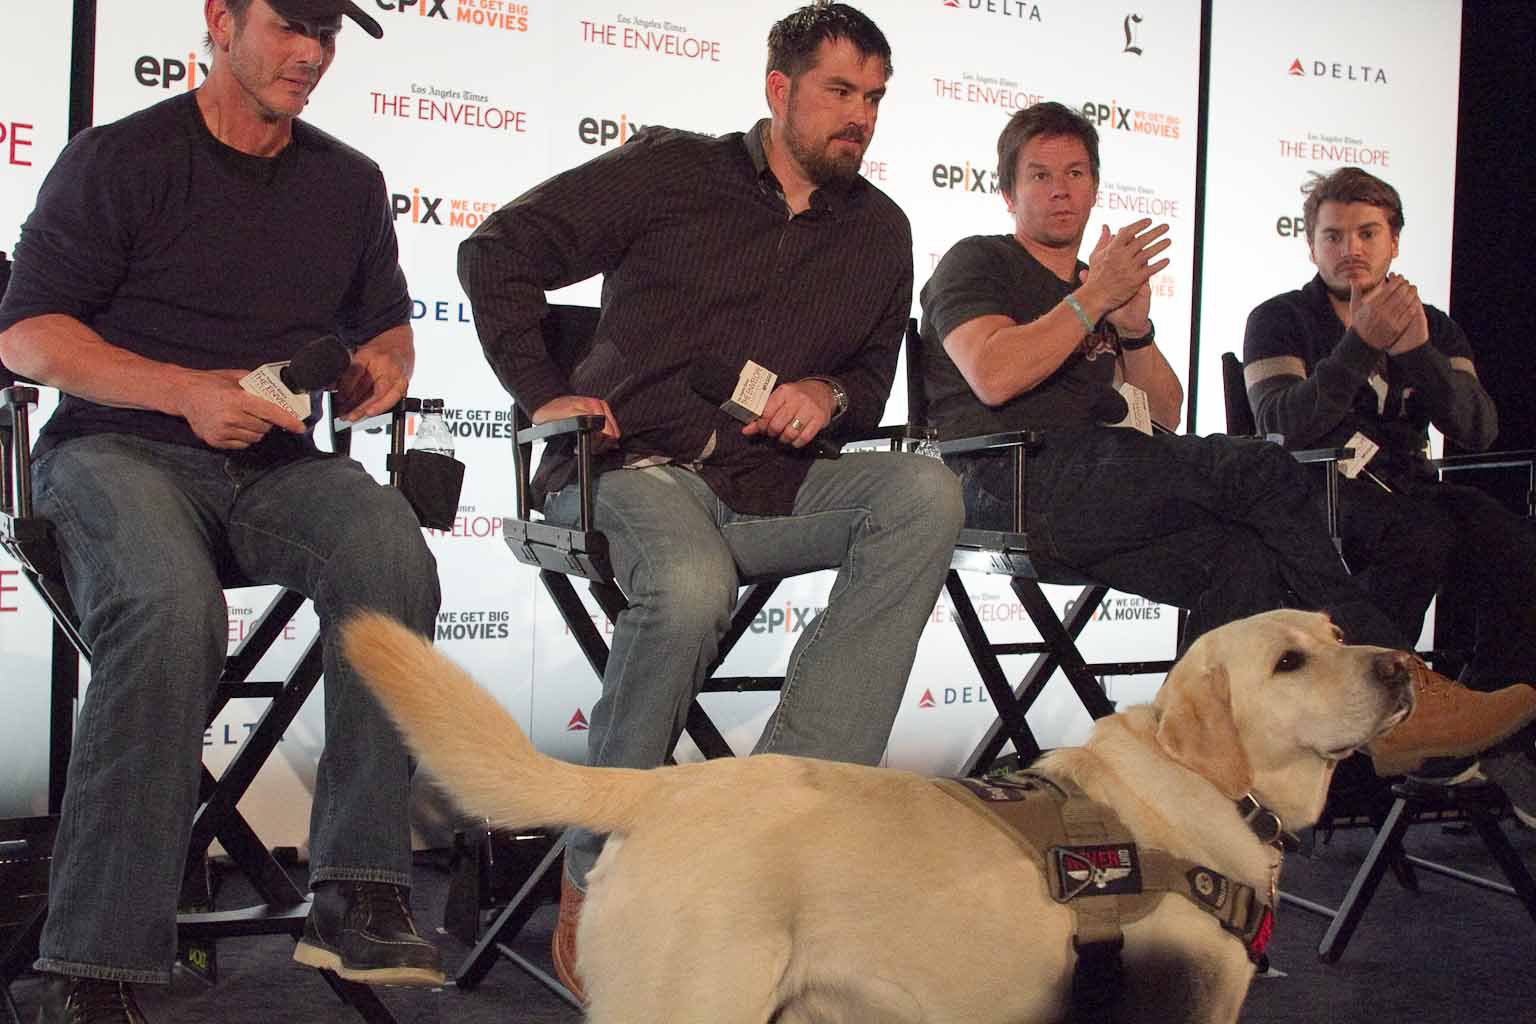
[918,233,1119,439]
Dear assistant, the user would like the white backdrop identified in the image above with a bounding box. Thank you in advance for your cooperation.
[1,1,1461,844]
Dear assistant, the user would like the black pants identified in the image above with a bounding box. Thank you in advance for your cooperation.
[1337,474,1536,690]
[954,428,1403,650]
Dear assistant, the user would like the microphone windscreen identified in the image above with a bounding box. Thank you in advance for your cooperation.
[1092,386,1130,424]
[281,335,352,391]
[687,356,742,406]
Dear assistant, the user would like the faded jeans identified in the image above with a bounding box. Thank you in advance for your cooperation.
[544,454,963,890]
[31,434,440,984]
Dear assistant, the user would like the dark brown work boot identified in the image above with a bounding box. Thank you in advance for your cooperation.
[34,975,147,1023]
[292,881,445,987]
[1368,659,1536,776]
[551,868,587,1003]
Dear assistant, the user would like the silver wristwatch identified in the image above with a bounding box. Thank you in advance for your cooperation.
[809,376,849,421]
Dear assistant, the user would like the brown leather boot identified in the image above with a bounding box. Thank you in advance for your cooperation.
[551,868,586,1004]
[1367,659,1536,776]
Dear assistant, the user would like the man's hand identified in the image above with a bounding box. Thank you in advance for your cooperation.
[1102,279,1153,338]
[1077,219,1171,320]
[1350,274,1427,353]
[175,369,308,449]
[337,327,414,422]
[531,395,621,452]
[742,379,835,449]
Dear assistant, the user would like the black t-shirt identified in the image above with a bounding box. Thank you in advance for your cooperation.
[918,233,1117,439]
[0,92,410,457]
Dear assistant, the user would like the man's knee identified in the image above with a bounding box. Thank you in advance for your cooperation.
[631,549,738,636]
[870,455,964,543]
[323,487,440,625]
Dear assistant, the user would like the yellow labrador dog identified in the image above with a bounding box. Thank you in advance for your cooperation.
[342,608,1412,1023]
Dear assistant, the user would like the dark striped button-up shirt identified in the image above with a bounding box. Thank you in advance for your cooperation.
[457,119,913,515]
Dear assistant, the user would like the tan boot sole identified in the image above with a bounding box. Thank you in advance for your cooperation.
[293,939,446,988]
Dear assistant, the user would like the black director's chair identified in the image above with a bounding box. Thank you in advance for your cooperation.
[457,303,826,1005]
[1221,348,1536,962]
[904,319,1178,778]
[0,293,455,1019]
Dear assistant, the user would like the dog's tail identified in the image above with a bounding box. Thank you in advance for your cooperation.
[341,611,662,836]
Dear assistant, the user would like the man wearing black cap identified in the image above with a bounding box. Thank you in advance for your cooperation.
[0,3,442,1019]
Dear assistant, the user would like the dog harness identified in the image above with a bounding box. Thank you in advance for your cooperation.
[934,772,1275,967]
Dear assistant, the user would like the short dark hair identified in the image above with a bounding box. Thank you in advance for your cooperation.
[204,0,256,53]
[1302,167,1404,242]
[996,102,1100,199]
[766,3,892,81]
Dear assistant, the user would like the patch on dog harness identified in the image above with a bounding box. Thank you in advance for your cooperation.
[1052,844,1142,899]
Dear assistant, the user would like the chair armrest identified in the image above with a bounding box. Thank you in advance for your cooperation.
[514,414,608,446]
[1432,449,1536,472]
[1291,446,1354,465]
[938,430,1043,457]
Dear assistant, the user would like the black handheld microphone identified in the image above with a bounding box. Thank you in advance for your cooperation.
[688,356,841,458]
[1089,385,1130,425]
[278,334,352,392]
[240,334,353,418]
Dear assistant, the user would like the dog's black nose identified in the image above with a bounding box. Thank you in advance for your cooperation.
[1373,651,1412,690]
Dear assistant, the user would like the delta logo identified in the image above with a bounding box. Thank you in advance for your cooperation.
[133,51,208,91]
[567,708,590,732]
[1287,58,1388,84]
[915,685,993,708]
[931,159,1002,194]
[434,608,513,642]
[371,0,529,33]
[390,187,502,230]
[1080,100,1181,141]
[423,503,505,541]
[580,16,723,63]
[410,295,474,324]
[940,0,1043,23]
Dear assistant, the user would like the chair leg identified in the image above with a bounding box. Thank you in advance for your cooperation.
[455,832,581,1012]
[2,980,22,1024]
[317,970,403,1023]
[1466,806,1536,923]
[945,573,1042,774]
[1011,581,1114,719]
[1318,796,1414,962]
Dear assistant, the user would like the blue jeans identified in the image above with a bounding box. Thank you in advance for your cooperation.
[31,434,440,984]
[1337,474,1536,690]
[545,454,963,889]
[953,428,1403,650]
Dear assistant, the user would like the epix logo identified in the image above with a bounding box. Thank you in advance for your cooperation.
[578,114,649,147]
[931,161,1001,193]
[390,188,499,229]
[1081,100,1181,140]
[1276,214,1306,238]
[135,53,208,90]
[375,0,530,32]
[435,609,512,641]
[374,0,449,18]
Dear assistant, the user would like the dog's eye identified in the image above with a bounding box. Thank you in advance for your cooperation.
[1275,650,1306,673]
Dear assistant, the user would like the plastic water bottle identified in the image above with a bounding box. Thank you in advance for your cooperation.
[411,399,456,458]
[914,426,943,460]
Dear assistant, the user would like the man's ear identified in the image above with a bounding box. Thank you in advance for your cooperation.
[1154,661,1253,800]
[765,70,791,121]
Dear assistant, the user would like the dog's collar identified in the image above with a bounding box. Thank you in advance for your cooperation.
[1235,794,1301,852]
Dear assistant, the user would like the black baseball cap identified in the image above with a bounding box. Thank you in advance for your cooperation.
[268,0,385,40]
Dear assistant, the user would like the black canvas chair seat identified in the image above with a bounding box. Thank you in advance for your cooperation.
[905,320,1179,778]
[1,339,436,1020]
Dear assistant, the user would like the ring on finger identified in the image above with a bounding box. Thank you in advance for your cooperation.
[789,417,804,432]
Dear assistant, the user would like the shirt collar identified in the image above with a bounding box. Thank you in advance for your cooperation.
[742,118,865,216]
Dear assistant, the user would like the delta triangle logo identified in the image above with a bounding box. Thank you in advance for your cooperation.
[942,0,960,7]
[566,708,590,732]
[918,689,937,709]
[1288,58,1305,77]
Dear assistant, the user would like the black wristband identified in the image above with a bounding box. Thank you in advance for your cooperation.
[1119,321,1156,350]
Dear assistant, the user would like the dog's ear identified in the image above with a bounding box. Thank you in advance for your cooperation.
[1154,661,1254,800]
